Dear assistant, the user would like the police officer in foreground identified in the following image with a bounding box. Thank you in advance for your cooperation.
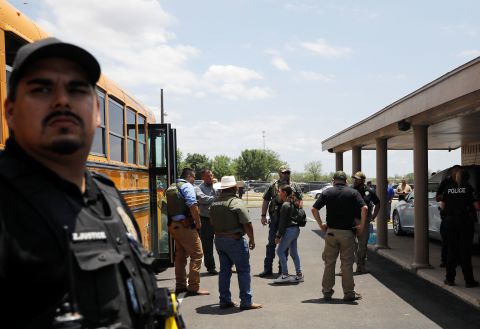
[209,176,262,310]
[259,165,303,277]
[0,38,161,328]
[436,165,461,267]
[352,171,380,274]
[439,167,479,288]
[311,171,367,301]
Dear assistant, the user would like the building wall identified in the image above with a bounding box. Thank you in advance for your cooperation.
[462,144,480,165]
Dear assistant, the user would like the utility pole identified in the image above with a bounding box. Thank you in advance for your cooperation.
[262,130,266,150]
[160,89,164,124]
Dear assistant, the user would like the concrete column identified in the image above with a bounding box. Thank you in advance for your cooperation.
[352,146,362,175]
[375,138,388,249]
[412,124,430,269]
[335,152,343,171]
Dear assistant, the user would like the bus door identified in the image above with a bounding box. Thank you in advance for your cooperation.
[148,123,177,270]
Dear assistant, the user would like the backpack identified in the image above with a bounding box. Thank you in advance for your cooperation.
[290,204,307,227]
[166,181,188,217]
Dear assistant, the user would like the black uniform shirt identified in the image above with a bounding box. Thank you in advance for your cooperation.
[353,185,380,220]
[313,183,366,230]
[441,180,477,217]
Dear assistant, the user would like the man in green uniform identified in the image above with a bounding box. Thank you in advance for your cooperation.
[210,176,262,310]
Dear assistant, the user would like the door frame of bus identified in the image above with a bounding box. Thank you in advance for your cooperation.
[148,123,177,271]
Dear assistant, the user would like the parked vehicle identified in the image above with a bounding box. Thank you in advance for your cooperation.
[307,184,332,199]
[392,166,480,244]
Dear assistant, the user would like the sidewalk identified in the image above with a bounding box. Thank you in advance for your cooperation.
[368,225,480,307]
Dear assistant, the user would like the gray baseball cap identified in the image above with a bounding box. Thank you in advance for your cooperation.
[9,37,101,93]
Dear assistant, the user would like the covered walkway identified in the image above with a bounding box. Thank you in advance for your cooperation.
[322,56,480,269]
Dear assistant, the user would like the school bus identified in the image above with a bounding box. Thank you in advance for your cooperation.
[0,0,176,271]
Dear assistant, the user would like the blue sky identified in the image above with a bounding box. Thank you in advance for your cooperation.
[11,0,479,178]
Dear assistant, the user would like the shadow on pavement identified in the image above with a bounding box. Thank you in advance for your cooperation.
[368,251,480,328]
[195,304,242,315]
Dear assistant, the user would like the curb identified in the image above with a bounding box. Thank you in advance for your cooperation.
[368,245,480,308]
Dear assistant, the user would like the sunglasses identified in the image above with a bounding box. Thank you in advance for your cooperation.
[281,171,291,175]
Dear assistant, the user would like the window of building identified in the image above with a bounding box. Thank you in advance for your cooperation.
[91,89,106,155]
[108,98,124,162]
[126,108,136,164]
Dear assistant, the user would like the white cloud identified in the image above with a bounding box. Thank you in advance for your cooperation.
[299,70,334,82]
[32,0,201,105]
[203,65,263,83]
[203,65,273,100]
[458,49,480,58]
[271,57,291,71]
[301,39,352,58]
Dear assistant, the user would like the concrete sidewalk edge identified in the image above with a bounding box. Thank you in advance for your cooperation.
[368,245,480,308]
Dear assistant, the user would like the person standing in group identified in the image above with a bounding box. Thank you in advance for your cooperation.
[259,165,303,277]
[352,171,380,274]
[311,171,367,302]
[386,180,395,221]
[0,38,162,328]
[209,176,262,310]
[436,165,461,267]
[195,168,218,275]
[273,185,304,284]
[168,167,210,296]
[396,177,412,201]
[439,168,479,288]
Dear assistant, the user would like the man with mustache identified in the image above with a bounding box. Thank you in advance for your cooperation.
[0,38,161,328]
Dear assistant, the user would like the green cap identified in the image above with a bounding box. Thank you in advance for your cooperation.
[333,170,347,181]
[352,171,366,180]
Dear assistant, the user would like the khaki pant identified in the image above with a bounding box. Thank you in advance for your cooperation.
[354,219,369,268]
[169,223,204,292]
[322,228,355,296]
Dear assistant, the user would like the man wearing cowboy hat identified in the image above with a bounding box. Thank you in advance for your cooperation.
[209,176,262,310]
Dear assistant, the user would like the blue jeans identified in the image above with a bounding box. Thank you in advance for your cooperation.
[214,236,252,307]
[276,226,301,275]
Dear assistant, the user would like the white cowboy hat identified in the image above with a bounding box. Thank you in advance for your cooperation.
[220,176,237,189]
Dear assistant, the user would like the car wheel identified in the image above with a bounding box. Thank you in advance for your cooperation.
[392,211,405,236]
[315,193,320,199]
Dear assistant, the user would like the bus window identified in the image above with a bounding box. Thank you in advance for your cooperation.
[108,98,125,162]
[91,89,106,155]
[126,108,136,164]
[138,115,146,166]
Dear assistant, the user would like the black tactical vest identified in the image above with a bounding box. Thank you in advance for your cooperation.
[0,153,157,328]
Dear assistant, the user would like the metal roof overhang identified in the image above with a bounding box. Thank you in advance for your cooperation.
[322,57,480,153]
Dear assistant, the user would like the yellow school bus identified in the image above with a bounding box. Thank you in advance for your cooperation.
[0,0,176,271]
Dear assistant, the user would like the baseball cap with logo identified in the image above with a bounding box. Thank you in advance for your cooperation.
[9,37,101,98]
[333,170,347,181]
[352,171,366,180]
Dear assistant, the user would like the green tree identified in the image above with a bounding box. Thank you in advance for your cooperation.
[176,148,185,174]
[235,149,283,180]
[304,161,322,181]
[211,155,234,179]
[184,153,211,179]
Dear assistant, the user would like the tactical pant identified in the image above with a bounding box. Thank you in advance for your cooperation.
[263,217,279,272]
[169,222,204,292]
[354,219,369,268]
[445,216,475,283]
[440,219,448,264]
[322,228,355,297]
[200,216,216,271]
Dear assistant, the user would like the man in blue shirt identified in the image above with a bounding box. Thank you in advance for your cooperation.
[387,180,395,221]
[169,168,210,296]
